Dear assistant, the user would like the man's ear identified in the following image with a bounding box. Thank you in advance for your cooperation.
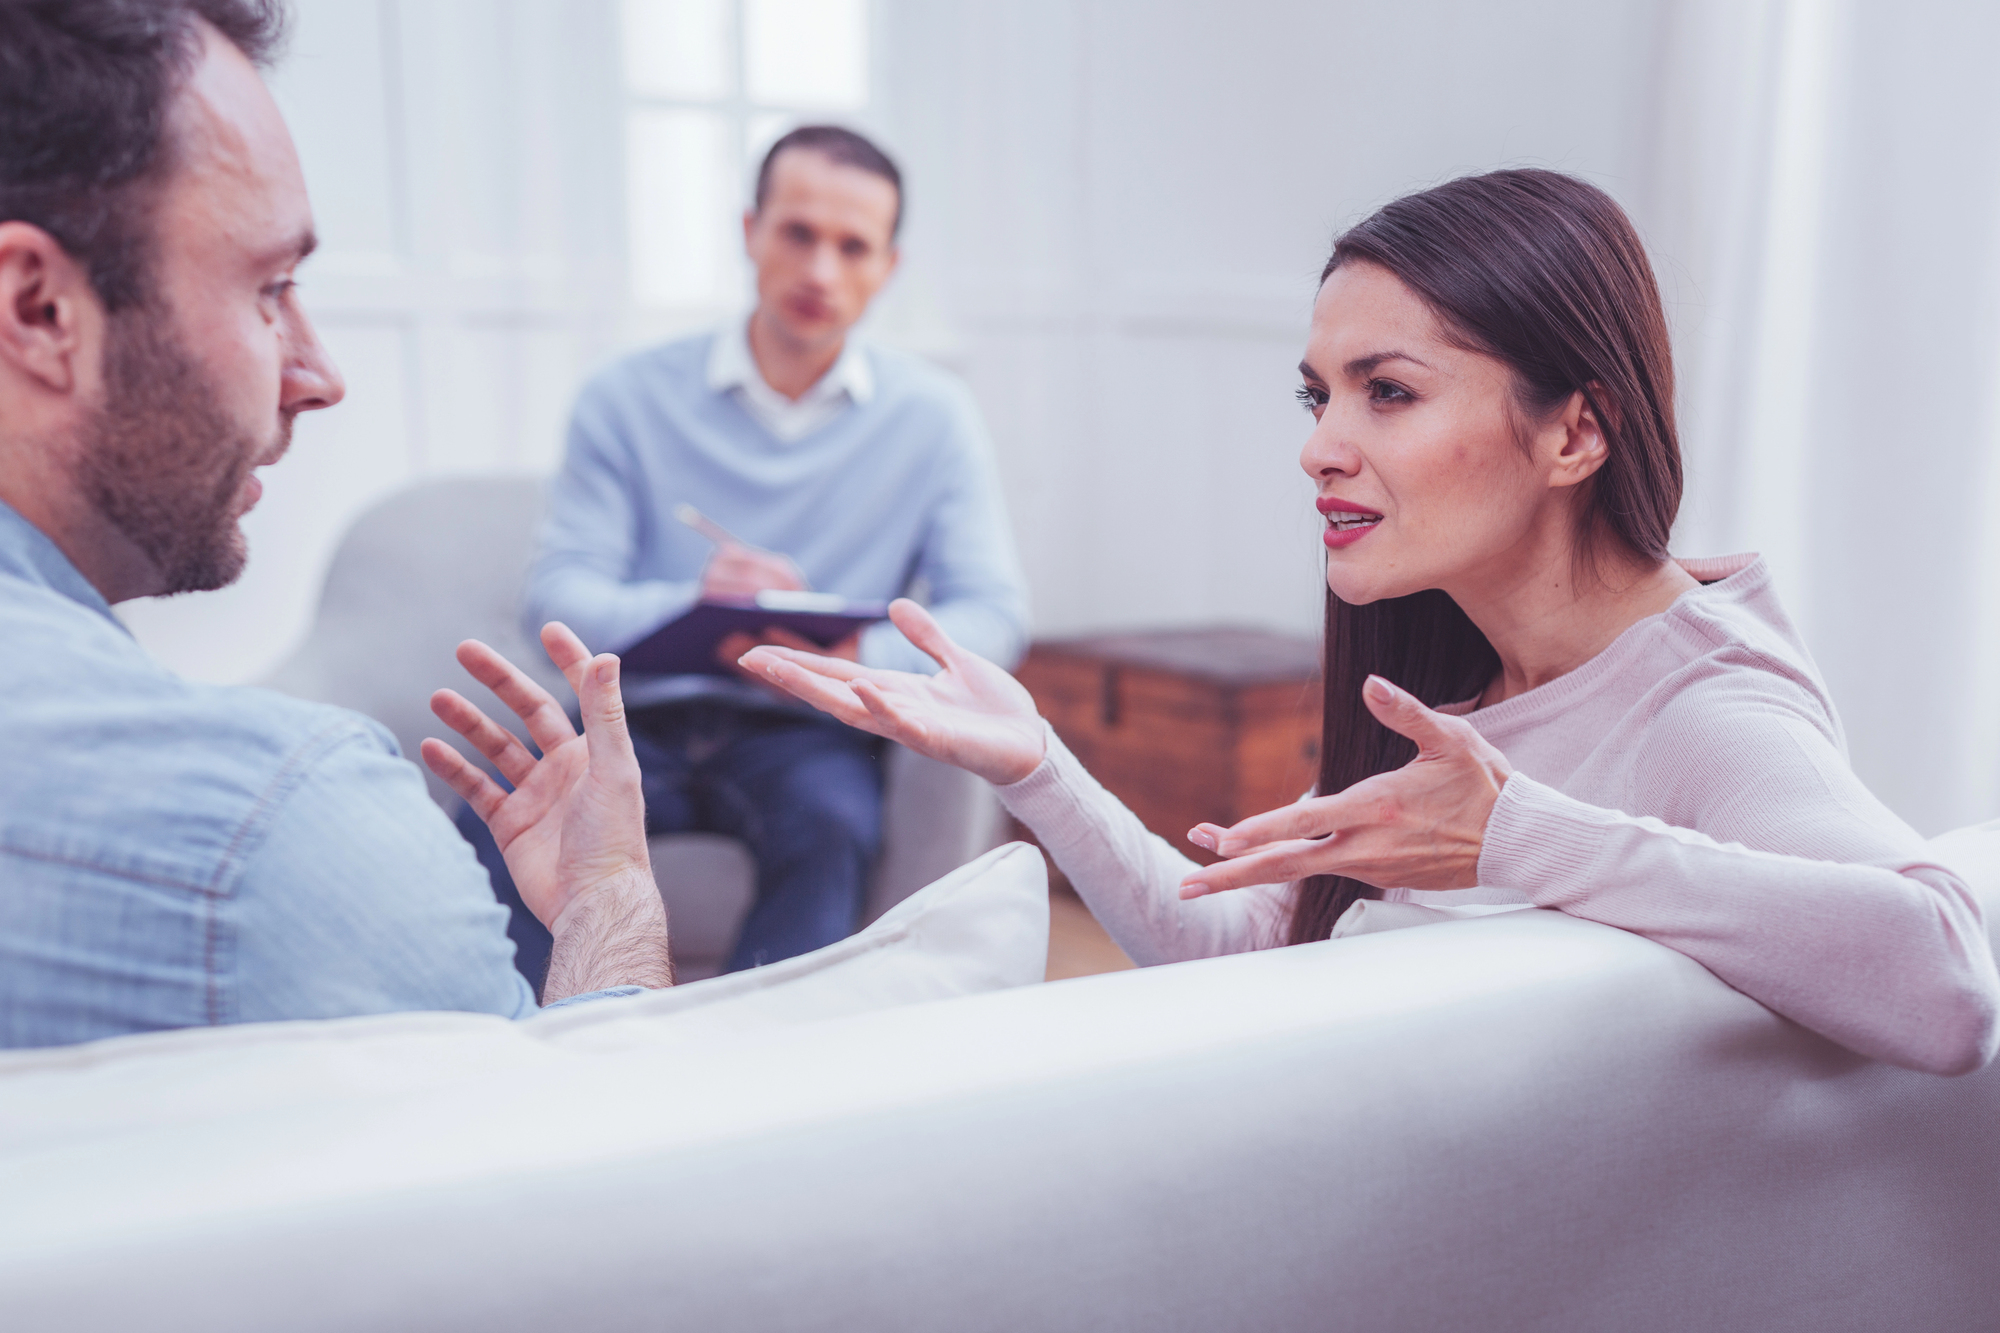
[742,207,759,254]
[1548,384,1613,490]
[0,221,95,396]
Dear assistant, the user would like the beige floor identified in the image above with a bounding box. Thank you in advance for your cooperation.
[1044,887,1135,981]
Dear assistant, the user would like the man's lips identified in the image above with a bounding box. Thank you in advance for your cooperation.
[239,430,292,514]
[786,294,834,322]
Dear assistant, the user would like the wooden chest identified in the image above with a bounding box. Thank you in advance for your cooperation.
[1015,627,1322,864]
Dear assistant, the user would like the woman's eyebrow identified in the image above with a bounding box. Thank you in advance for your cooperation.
[1344,350,1431,377]
[1296,359,1327,384]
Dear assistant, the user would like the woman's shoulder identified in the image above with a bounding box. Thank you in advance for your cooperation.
[1640,555,1845,748]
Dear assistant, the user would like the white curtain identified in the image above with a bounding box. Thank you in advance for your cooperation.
[1655,0,2000,831]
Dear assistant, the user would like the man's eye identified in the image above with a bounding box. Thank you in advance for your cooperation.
[264,279,298,300]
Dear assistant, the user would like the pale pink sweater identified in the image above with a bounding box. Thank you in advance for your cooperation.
[999,556,2000,1074]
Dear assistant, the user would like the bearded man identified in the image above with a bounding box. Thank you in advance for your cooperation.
[0,0,670,1049]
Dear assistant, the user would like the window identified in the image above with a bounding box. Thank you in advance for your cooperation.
[621,0,872,311]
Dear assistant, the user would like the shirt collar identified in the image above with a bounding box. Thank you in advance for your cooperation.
[705,317,875,407]
[0,498,123,628]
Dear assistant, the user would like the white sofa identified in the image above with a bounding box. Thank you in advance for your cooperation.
[2,821,1995,1330]
[259,476,1007,980]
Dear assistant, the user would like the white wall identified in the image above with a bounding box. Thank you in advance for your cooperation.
[875,0,1672,643]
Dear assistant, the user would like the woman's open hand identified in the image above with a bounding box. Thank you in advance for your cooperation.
[739,599,1047,786]
[1178,675,1513,900]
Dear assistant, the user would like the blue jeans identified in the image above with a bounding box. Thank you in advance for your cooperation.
[458,702,884,994]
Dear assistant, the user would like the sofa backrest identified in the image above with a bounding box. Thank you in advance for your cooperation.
[2,829,1994,1332]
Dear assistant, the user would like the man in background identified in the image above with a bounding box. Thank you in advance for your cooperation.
[0,0,668,1048]
[471,126,1028,983]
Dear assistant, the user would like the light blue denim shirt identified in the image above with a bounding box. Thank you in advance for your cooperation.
[0,501,625,1049]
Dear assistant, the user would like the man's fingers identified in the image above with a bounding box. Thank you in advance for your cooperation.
[540,622,592,694]
[577,653,640,783]
[454,638,578,755]
[886,598,961,672]
[1178,837,1335,898]
[420,737,509,824]
[429,688,539,786]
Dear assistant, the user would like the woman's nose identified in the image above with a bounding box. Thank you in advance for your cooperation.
[1299,411,1359,479]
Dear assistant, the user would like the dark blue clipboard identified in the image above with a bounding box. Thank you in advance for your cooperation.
[618,591,889,677]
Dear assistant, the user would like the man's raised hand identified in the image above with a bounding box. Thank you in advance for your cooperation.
[739,598,1047,786]
[420,623,655,938]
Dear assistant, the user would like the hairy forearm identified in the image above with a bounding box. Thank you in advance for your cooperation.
[542,871,674,1000]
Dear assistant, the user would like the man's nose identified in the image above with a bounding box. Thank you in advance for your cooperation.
[805,240,841,286]
[283,313,345,415]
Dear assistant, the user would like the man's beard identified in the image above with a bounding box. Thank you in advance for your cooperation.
[72,309,286,597]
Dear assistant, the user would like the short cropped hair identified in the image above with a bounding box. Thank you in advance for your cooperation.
[0,0,289,311]
[753,124,903,240]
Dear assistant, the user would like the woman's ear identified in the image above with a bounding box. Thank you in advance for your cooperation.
[1548,384,1613,490]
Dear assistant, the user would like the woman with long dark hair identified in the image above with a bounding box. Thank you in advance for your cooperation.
[741,169,1999,1075]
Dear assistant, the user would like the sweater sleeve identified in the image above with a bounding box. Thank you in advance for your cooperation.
[1477,675,2000,1075]
[996,727,1289,965]
[859,384,1030,675]
[523,388,700,655]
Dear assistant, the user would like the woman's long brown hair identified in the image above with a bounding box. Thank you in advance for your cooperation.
[1288,169,1684,946]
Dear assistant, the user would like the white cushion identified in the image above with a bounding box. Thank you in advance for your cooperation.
[0,840,1047,1148]
[1330,898,1532,937]
[527,839,1048,1050]
[1926,817,2000,898]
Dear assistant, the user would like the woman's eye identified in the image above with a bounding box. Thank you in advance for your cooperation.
[1294,384,1328,413]
[1365,378,1412,404]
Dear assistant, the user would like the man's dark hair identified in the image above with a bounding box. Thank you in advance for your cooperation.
[0,0,289,312]
[753,124,903,239]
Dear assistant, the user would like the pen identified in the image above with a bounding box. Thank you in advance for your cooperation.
[675,503,745,549]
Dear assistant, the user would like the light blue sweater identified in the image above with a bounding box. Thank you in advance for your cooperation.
[526,333,1029,709]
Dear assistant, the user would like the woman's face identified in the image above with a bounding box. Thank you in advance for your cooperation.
[1297,261,1593,607]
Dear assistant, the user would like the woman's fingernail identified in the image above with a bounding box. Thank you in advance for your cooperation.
[1187,828,1216,851]
[597,656,619,686]
[1365,675,1395,704]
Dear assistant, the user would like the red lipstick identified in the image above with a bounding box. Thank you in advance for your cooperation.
[1317,496,1383,549]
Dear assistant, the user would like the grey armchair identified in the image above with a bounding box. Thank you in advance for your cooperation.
[261,476,1006,981]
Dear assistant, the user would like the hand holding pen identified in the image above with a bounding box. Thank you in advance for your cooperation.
[675,504,812,600]
[675,504,861,675]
